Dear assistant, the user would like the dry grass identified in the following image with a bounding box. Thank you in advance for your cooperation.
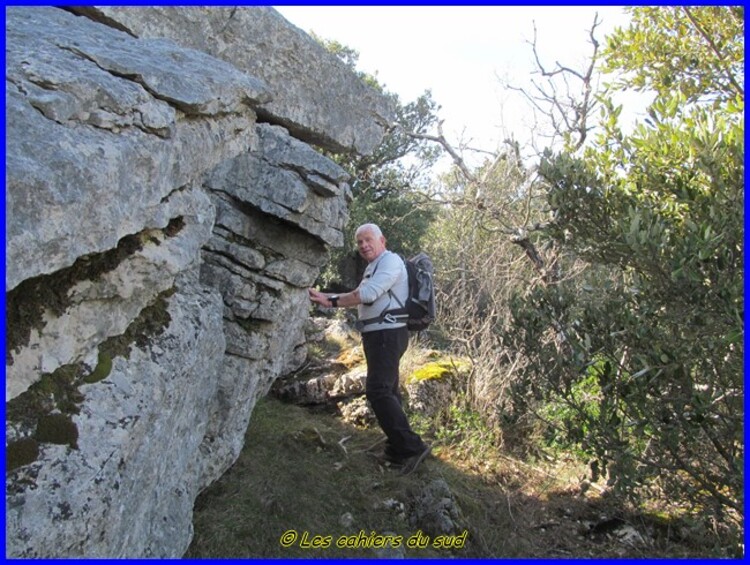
[185,396,508,558]
[185,395,735,559]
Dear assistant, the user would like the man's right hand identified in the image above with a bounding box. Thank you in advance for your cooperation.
[308,288,328,307]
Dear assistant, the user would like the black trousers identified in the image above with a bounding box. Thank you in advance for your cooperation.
[362,327,426,458]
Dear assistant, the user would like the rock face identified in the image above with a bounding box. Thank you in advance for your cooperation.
[5,6,394,558]
[69,6,392,156]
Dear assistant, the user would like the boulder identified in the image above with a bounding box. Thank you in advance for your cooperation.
[6,283,226,558]
[408,479,464,538]
[5,7,269,293]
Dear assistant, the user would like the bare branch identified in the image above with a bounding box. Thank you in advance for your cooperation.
[510,13,603,152]
[391,120,478,183]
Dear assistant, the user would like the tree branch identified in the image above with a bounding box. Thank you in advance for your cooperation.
[683,6,744,97]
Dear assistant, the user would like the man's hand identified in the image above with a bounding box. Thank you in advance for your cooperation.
[308,288,360,308]
[308,288,330,307]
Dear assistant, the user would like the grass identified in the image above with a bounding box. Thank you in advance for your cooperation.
[186,331,741,559]
[186,398,736,558]
[185,396,527,558]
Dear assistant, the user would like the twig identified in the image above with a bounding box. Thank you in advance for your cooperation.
[352,435,388,454]
[682,7,744,97]
[312,427,327,446]
[338,435,351,455]
[506,493,516,524]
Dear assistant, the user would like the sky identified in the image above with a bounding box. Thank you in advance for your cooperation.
[275,6,643,170]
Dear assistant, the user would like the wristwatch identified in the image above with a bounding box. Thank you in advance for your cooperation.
[329,295,339,307]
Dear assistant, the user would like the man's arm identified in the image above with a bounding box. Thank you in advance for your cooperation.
[308,287,362,309]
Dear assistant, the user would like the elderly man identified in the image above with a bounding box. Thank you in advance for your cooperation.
[309,223,431,475]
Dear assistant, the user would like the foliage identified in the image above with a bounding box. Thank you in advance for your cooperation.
[505,6,743,520]
[602,6,744,105]
[421,147,552,433]
[537,358,606,457]
[434,393,499,453]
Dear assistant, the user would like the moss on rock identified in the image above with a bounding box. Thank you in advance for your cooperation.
[406,358,471,385]
[7,438,40,472]
[83,351,113,384]
[35,413,79,449]
[5,233,144,361]
[98,286,175,360]
[6,219,182,364]
[6,287,177,472]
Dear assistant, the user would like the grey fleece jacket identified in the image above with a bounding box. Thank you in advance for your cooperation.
[357,250,408,333]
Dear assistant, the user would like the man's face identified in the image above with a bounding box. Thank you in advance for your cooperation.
[356,229,386,263]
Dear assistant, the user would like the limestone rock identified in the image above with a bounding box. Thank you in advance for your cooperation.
[5,5,392,558]
[273,373,340,405]
[6,286,226,558]
[337,396,376,428]
[405,377,456,419]
[271,364,367,406]
[6,184,214,400]
[330,368,368,399]
[405,359,471,418]
[70,6,395,155]
[5,7,268,292]
[408,479,464,538]
[204,124,350,247]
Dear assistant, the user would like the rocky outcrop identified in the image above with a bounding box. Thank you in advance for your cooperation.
[5,6,393,558]
[404,359,471,418]
[68,6,393,155]
[273,318,470,428]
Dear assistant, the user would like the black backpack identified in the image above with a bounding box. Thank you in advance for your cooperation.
[399,252,436,331]
[357,252,436,332]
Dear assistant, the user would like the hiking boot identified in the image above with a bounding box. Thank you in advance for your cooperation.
[370,450,403,466]
[400,445,432,476]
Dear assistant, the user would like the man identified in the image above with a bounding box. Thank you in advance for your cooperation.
[308,223,431,475]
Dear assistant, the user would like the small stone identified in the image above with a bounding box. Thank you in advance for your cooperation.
[339,512,354,528]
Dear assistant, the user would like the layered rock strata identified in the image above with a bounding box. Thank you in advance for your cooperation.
[5,6,393,557]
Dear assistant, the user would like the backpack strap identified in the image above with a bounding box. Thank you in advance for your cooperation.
[355,307,408,331]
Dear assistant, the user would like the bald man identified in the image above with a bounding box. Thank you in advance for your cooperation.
[309,223,431,475]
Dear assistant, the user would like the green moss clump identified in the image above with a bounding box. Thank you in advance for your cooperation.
[409,362,453,383]
[96,286,175,361]
[6,363,86,434]
[7,438,40,472]
[5,233,144,360]
[407,358,471,385]
[164,216,186,237]
[84,351,113,384]
[8,285,174,414]
[35,414,79,449]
